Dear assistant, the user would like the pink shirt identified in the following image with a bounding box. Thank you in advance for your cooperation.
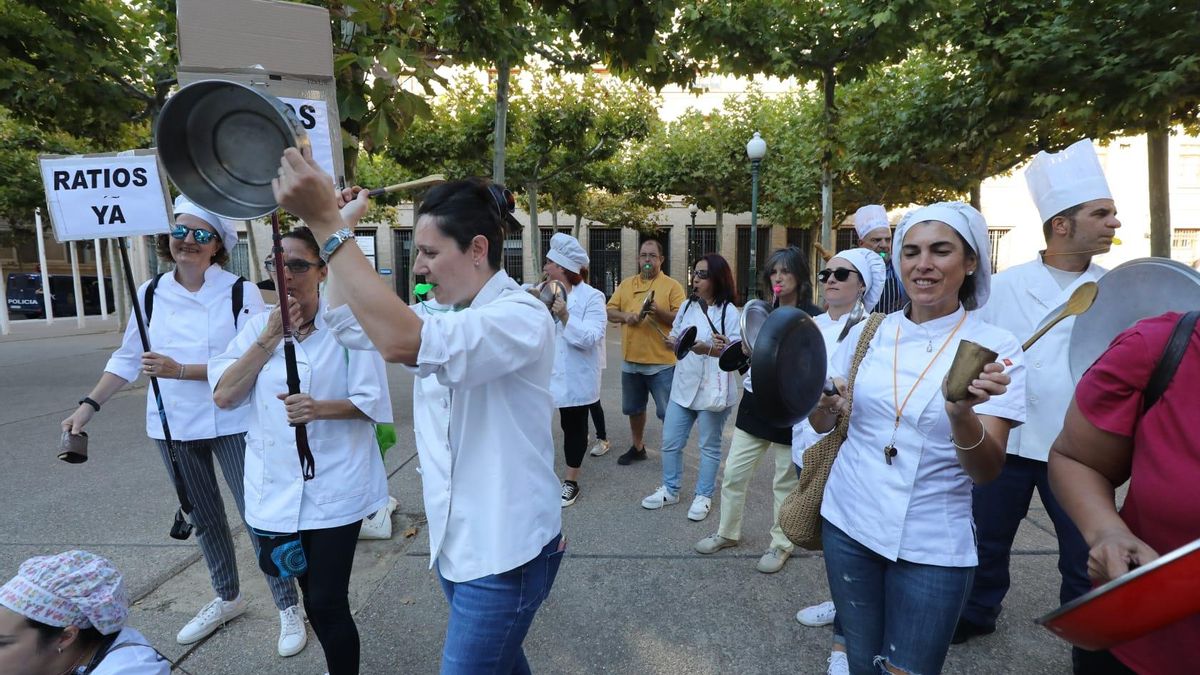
[1075,312,1200,674]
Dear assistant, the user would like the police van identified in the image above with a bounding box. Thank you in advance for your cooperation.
[6,273,114,319]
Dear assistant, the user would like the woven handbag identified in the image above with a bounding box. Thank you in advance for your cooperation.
[779,312,886,551]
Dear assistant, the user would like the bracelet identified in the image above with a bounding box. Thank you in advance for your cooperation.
[78,396,100,412]
[178,364,186,380]
[953,416,987,451]
[254,340,274,356]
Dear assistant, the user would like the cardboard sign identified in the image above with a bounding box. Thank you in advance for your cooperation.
[279,97,334,178]
[39,152,172,242]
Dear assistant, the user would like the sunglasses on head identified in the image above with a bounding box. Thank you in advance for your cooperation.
[170,224,220,245]
[265,258,323,274]
[818,268,861,283]
[487,183,516,219]
[692,269,710,280]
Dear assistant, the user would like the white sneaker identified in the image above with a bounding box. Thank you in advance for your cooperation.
[359,496,398,540]
[589,438,611,456]
[686,495,712,521]
[796,600,837,627]
[277,605,307,657]
[641,486,679,510]
[827,650,850,675]
[176,595,247,644]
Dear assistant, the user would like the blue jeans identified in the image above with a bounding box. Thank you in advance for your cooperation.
[660,400,732,498]
[963,455,1091,627]
[620,366,674,419]
[438,534,565,674]
[822,520,973,675]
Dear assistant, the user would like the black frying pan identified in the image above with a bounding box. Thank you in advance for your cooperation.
[749,307,828,427]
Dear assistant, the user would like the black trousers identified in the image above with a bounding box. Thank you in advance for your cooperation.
[559,404,592,469]
[299,520,363,675]
[588,399,607,441]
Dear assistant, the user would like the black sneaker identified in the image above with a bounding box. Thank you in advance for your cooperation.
[617,446,647,465]
[560,481,580,507]
[950,618,995,645]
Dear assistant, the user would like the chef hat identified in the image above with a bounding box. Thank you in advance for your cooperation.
[894,201,992,309]
[832,247,887,312]
[1024,139,1113,223]
[546,232,589,274]
[0,551,129,635]
[173,195,239,252]
[853,204,890,240]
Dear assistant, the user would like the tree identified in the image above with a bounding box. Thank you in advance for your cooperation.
[677,0,935,248]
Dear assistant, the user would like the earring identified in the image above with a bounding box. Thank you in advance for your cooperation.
[967,270,975,276]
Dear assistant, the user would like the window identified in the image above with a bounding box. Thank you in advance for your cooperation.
[538,227,572,268]
[638,228,671,277]
[988,228,1011,273]
[355,229,378,270]
[587,227,622,298]
[1170,228,1199,251]
[736,225,770,301]
[687,227,718,272]
[835,227,857,252]
[229,232,251,279]
[503,232,524,284]
[392,229,413,301]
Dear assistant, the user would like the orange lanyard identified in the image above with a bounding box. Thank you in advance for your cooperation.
[884,311,968,465]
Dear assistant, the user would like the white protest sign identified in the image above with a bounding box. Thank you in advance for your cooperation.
[39,153,172,242]
[279,97,335,179]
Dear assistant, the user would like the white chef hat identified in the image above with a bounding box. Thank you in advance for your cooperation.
[832,247,887,312]
[854,204,890,240]
[894,201,992,309]
[173,195,239,252]
[547,232,589,274]
[1024,139,1113,223]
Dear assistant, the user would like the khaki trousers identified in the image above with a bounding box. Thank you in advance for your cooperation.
[716,427,798,552]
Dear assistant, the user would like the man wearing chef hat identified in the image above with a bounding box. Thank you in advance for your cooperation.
[955,140,1121,668]
[853,205,907,314]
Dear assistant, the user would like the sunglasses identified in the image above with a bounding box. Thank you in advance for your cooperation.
[488,184,516,219]
[692,269,710,279]
[818,268,861,283]
[265,258,324,274]
[170,224,220,245]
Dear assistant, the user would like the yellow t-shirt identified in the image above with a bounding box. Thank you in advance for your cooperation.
[606,273,687,365]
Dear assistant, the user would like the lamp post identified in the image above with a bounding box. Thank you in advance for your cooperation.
[746,132,767,299]
[688,203,698,270]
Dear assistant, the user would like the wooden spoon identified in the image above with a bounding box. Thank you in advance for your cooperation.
[366,174,446,198]
[1021,281,1099,351]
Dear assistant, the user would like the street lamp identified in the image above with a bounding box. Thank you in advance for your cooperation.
[746,132,767,299]
[688,203,699,270]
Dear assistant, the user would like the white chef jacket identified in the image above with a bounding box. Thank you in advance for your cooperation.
[550,282,607,408]
[105,265,264,440]
[668,298,741,411]
[209,299,391,533]
[408,270,561,582]
[90,627,170,674]
[978,256,1105,462]
[821,307,1027,567]
[792,311,851,467]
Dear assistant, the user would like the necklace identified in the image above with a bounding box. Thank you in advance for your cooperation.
[884,311,968,465]
[294,318,317,338]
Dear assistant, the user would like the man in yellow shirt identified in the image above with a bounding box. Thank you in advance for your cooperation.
[605,239,686,464]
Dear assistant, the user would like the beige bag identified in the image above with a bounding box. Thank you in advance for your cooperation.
[778,312,885,551]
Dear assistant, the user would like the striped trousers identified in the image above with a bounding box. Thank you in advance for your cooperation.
[155,433,299,610]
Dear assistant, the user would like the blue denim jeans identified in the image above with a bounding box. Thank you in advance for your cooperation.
[620,366,674,419]
[660,400,733,498]
[822,519,973,675]
[437,534,565,674]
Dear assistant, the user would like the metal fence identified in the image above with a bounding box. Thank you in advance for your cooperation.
[588,228,622,298]
[392,229,413,302]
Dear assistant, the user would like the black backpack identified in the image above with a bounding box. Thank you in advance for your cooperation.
[144,273,248,328]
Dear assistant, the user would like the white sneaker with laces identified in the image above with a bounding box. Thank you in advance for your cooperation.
[827,650,850,675]
[176,595,247,644]
[359,496,398,540]
[277,605,307,657]
[796,600,837,627]
[686,495,712,521]
[641,486,679,510]
[589,438,611,456]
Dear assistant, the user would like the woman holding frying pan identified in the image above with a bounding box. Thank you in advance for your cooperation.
[275,153,562,674]
[640,254,740,521]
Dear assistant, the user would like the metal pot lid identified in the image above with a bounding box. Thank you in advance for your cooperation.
[157,80,309,220]
[1069,258,1200,381]
[750,306,827,427]
[675,325,698,360]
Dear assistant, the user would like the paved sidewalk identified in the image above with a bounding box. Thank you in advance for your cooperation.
[0,328,1076,674]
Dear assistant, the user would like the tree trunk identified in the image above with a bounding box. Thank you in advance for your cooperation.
[528,181,540,276]
[245,221,261,283]
[820,67,837,251]
[548,193,558,229]
[573,213,583,239]
[492,61,509,185]
[1148,118,1171,258]
[343,149,359,186]
[969,182,982,211]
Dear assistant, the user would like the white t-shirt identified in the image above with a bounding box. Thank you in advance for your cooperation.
[90,627,170,674]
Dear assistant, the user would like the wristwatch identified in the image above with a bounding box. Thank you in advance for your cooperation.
[320,228,356,263]
[78,396,100,412]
